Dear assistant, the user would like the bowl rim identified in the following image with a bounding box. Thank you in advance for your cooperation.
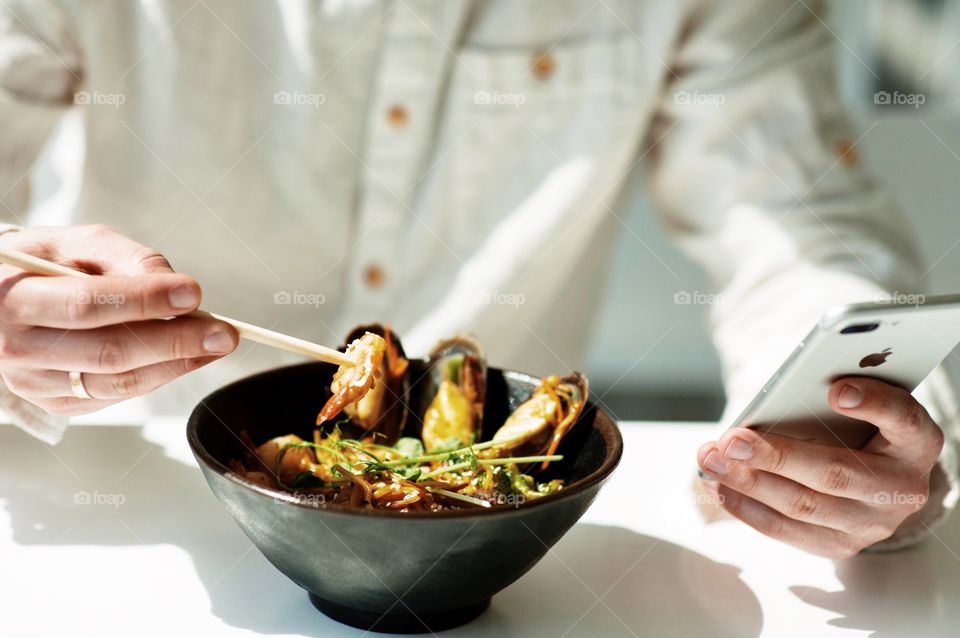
[187,362,623,521]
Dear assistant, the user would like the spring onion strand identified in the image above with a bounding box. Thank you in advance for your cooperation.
[425,487,491,508]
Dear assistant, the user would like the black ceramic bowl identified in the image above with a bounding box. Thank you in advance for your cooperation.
[187,361,622,633]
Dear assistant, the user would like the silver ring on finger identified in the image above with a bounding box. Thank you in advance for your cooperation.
[68,370,93,399]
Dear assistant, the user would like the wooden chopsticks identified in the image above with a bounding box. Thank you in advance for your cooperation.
[0,247,355,367]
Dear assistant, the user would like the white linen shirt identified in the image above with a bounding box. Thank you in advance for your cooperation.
[0,0,956,548]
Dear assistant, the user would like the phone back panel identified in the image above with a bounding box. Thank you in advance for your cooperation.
[733,297,960,448]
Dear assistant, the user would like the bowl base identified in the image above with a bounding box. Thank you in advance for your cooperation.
[308,593,490,633]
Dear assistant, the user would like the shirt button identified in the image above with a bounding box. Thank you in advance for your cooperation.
[834,140,858,165]
[531,52,555,80]
[386,105,409,128]
[362,263,386,289]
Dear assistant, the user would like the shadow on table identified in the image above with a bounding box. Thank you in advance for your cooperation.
[1,425,762,637]
[475,523,763,638]
[791,510,960,638]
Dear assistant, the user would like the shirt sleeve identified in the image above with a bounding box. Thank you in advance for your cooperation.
[0,0,80,444]
[644,0,959,549]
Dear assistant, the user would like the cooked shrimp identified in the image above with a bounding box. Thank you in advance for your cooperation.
[254,434,318,485]
[316,332,386,425]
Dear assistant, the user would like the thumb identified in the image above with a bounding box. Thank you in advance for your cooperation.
[58,225,176,276]
[828,376,943,467]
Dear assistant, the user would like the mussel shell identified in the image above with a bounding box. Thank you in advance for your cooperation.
[541,371,589,462]
[562,372,589,409]
[426,334,485,365]
[414,334,488,435]
[491,371,590,461]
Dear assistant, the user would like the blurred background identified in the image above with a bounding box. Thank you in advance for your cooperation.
[589,0,960,420]
[24,0,960,422]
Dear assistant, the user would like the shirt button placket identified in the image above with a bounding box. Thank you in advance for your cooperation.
[351,1,465,319]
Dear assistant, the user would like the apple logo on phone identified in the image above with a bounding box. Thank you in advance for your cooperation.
[859,347,892,368]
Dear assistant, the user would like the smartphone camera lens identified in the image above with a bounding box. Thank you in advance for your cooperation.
[840,322,880,334]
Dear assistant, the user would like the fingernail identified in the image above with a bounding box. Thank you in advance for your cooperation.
[203,330,234,354]
[839,384,863,409]
[169,285,198,309]
[703,450,730,477]
[725,436,753,460]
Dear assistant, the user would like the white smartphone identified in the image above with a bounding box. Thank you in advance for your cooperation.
[728,293,960,449]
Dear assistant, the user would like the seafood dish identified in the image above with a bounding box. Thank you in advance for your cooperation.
[229,324,589,511]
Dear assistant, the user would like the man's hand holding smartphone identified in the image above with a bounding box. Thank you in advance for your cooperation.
[697,376,943,559]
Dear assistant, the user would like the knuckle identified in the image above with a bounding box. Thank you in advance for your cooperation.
[1,371,33,396]
[39,398,75,417]
[735,468,761,493]
[40,402,68,417]
[764,439,788,473]
[868,390,898,420]
[867,519,898,542]
[180,356,204,374]
[929,426,945,457]
[162,358,195,383]
[131,285,151,318]
[84,223,118,237]
[819,460,854,493]
[168,331,193,360]
[133,247,172,273]
[96,337,128,371]
[55,398,103,416]
[896,402,927,433]
[64,291,97,324]
[905,479,930,512]
[180,356,213,377]
[830,542,861,561]
[109,367,146,397]
[756,511,785,538]
[786,489,819,520]
[0,297,23,325]
[825,547,845,561]
[0,332,23,360]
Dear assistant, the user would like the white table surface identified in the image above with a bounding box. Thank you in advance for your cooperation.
[2,417,958,638]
